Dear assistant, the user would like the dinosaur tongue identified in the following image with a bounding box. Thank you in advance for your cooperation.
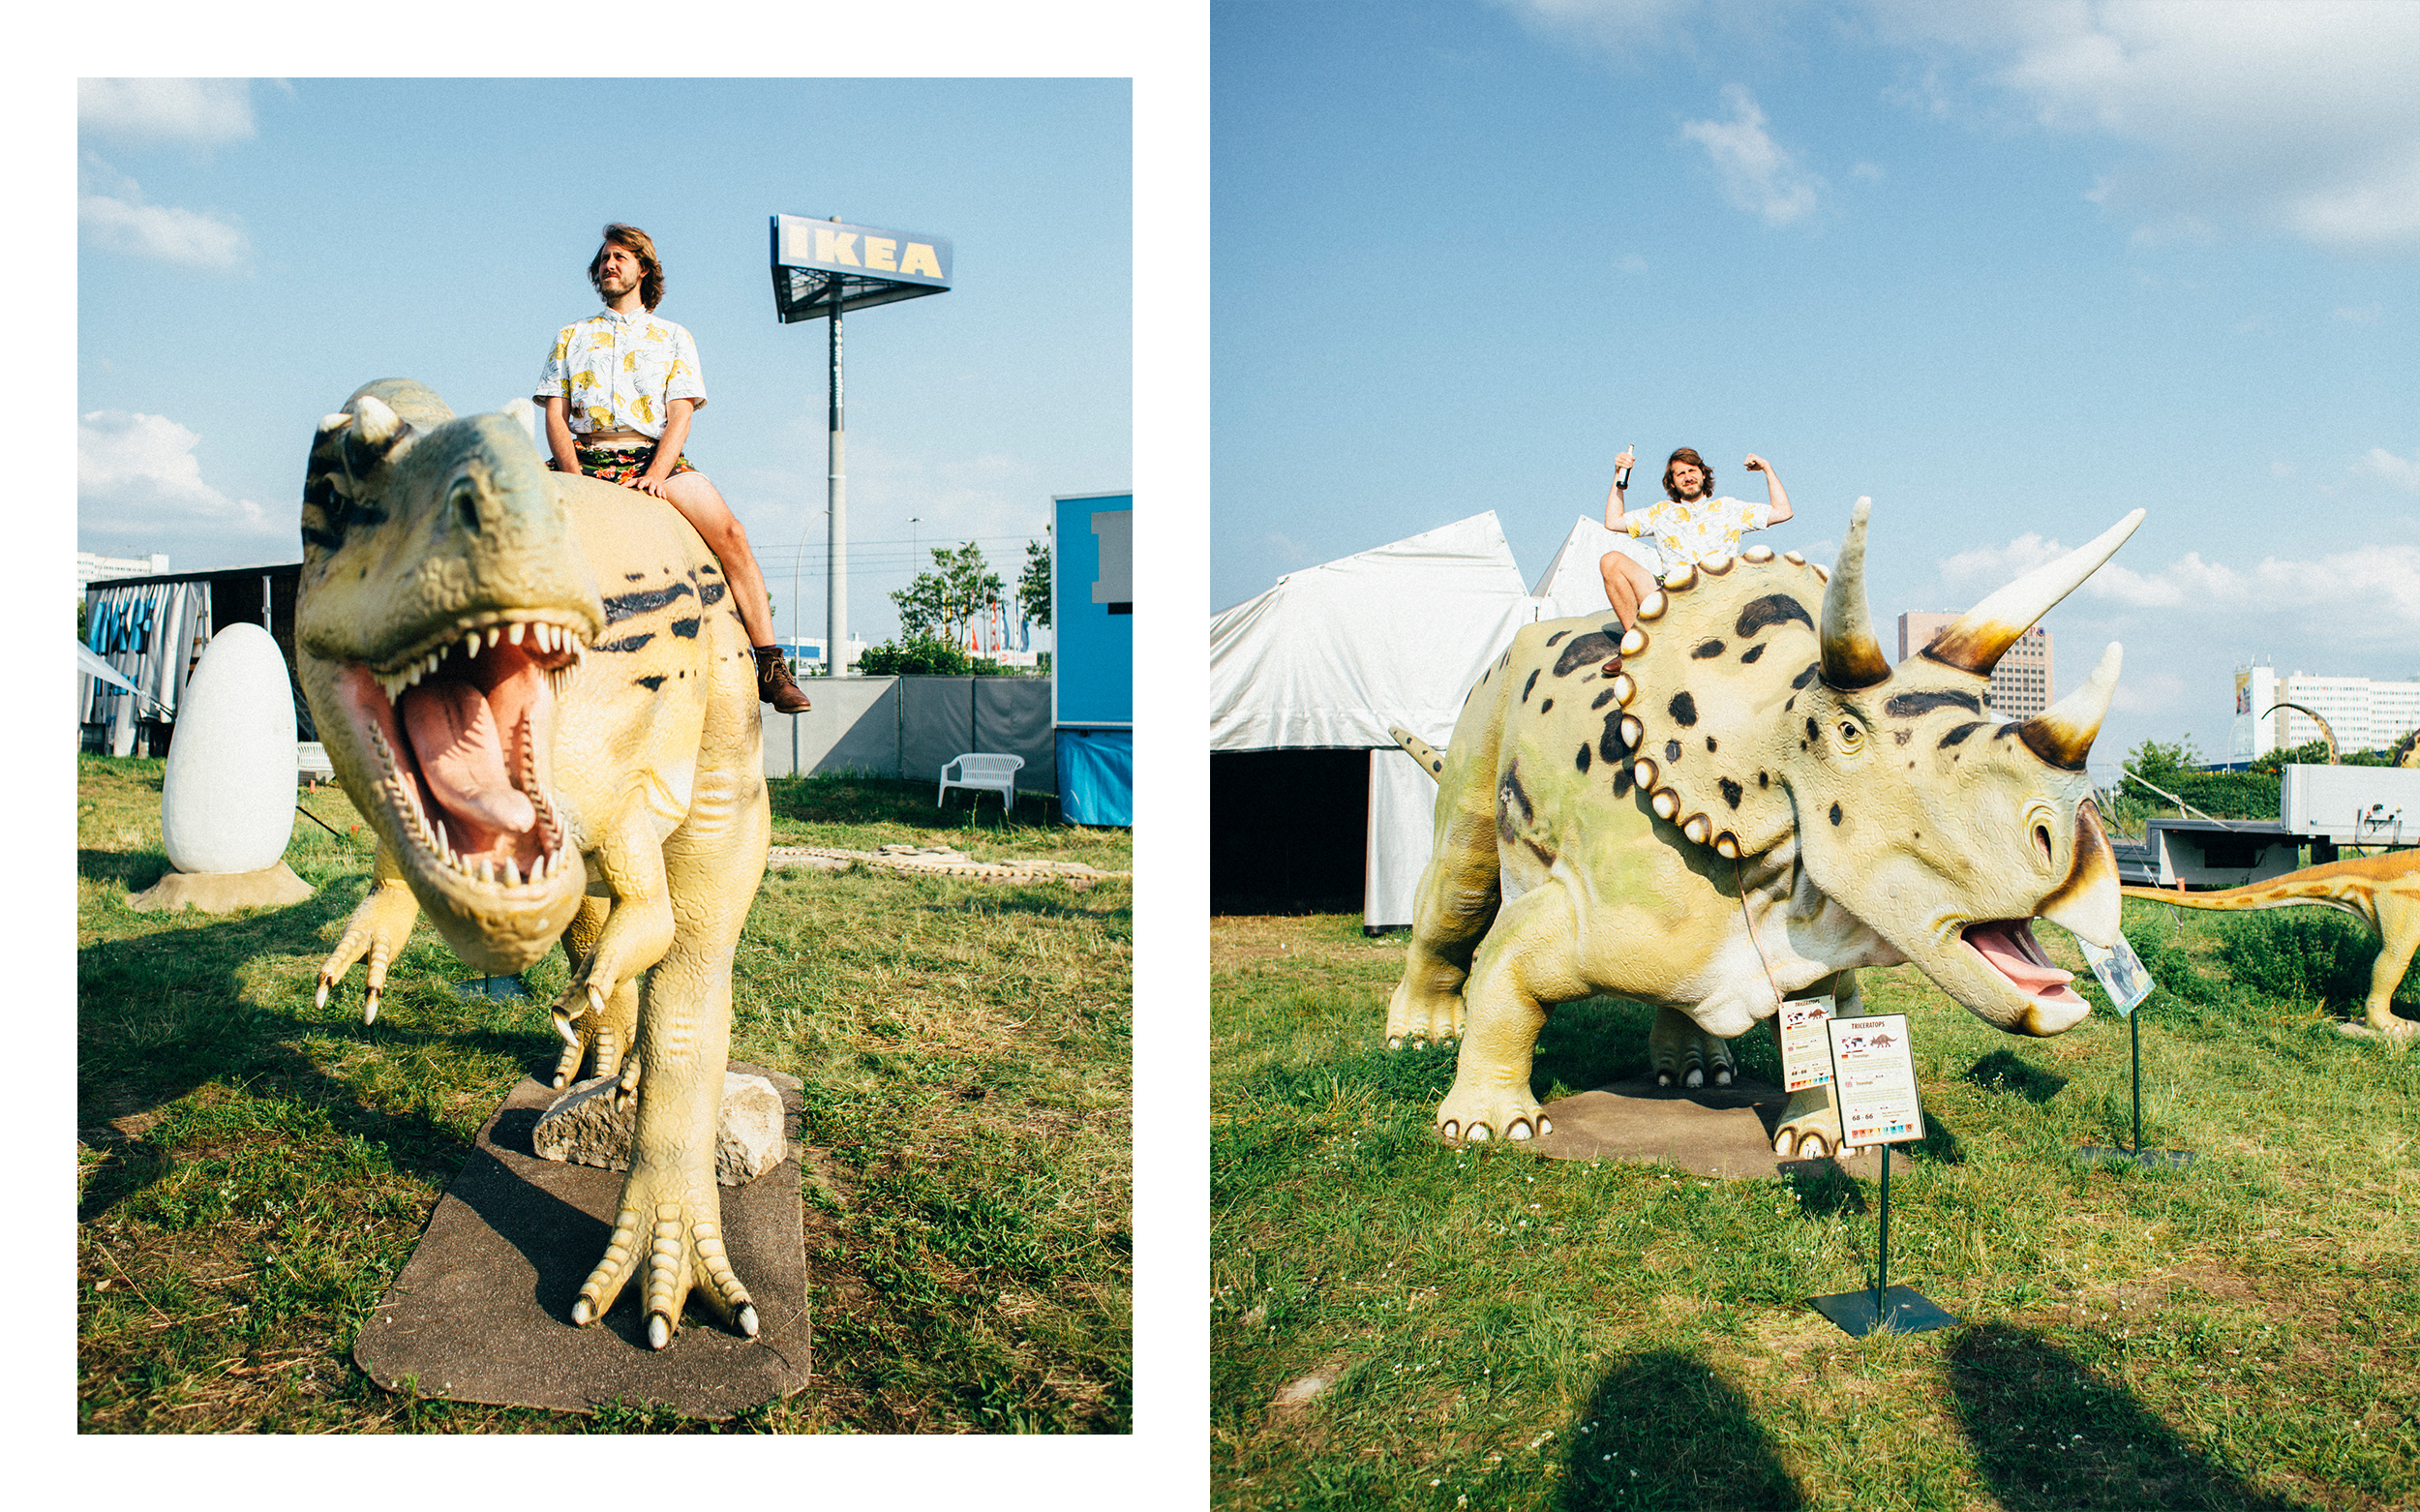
[1968,919,2078,999]
[400,680,536,836]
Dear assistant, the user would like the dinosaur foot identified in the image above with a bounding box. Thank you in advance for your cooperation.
[550,983,643,1091]
[1384,981,1466,1051]
[1649,1007,1738,1089]
[2338,1018,2420,1042]
[1435,1081,1553,1144]
[571,1189,758,1349]
[1770,1084,1860,1161]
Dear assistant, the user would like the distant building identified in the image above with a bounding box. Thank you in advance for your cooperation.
[2231,664,2420,758]
[77,551,168,590]
[1896,612,2052,718]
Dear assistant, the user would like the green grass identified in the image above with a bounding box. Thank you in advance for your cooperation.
[77,754,1130,1433]
[1212,910,2420,1509]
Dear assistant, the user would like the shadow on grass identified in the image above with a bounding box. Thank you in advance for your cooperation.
[1778,1160,1867,1219]
[1558,1348,1803,1510]
[77,881,560,1224]
[79,846,171,891]
[1533,997,1658,1100]
[1964,1049,2070,1104]
[1945,1323,2313,1511]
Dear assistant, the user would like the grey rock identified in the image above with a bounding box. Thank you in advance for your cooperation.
[533,1072,789,1186]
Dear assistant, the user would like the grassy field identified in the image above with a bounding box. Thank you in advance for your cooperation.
[76,756,1131,1433]
[1212,901,2420,1509]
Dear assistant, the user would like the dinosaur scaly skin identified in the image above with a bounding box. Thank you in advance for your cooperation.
[1390,501,2141,1156]
[2124,850,2420,1037]
[298,378,771,1349]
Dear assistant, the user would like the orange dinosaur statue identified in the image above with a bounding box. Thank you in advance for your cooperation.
[2123,849,2420,1038]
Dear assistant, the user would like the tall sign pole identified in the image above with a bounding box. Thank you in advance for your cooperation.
[768,213,953,679]
[827,281,845,679]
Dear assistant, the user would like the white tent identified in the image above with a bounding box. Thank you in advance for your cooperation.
[1209,512,1545,927]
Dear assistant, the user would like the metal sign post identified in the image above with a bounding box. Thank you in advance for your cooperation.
[2072,935,2195,1169]
[770,214,953,678]
[1808,1013,1957,1337]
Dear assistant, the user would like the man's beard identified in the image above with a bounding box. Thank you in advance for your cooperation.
[1670,479,1706,501]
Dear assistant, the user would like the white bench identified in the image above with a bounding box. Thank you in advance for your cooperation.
[938,753,1024,813]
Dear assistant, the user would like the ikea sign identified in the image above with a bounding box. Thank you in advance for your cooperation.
[772,214,952,287]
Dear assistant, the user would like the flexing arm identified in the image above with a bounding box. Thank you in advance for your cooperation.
[1743,454,1793,526]
[636,399,696,498]
[541,394,582,474]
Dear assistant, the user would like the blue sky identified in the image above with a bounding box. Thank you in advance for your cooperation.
[1214,0,2420,771]
[77,76,1132,651]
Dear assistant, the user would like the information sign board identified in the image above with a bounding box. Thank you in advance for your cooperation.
[1778,992,1836,1093]
[1825,1013,1926,1147]
[2077,935,2154,1016]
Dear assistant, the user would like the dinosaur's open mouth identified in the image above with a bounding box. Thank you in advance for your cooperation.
[334,614,590,887]
[1963,918,2083,1005]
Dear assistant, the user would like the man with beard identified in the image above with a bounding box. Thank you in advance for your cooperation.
[1598,445,1794,628]
[537,223,812,712]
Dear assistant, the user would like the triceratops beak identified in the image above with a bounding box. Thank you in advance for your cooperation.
[1819,497,1891,690]
[1924,510,2145,676]
[2016,641,2122,771]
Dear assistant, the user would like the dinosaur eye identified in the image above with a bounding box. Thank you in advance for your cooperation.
[451,479,480,533]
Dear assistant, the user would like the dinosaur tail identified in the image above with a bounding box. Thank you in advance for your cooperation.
[1390,726,1447,781]
[2121,880,2370,926]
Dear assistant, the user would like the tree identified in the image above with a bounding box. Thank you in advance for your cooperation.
[1019,538,1051,629]
[891,543,1003,648]
[2124,737,2202,784]
[860,636,973,676]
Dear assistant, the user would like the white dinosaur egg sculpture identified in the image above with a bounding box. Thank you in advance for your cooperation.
[161,623,298,874]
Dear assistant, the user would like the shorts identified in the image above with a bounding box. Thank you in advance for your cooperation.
[554,442,698,486]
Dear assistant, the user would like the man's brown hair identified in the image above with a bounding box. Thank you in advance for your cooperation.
[1664,447,1713,499]
[589,223,665,311]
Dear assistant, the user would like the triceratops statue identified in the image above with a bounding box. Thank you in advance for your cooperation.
[1388,499,2140,1155]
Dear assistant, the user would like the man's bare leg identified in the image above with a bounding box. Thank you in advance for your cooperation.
[1599,550,1657,630]
[657,472,810,711]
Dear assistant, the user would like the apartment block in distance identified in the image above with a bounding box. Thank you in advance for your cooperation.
[2231,664,2420,759]
[1897,612,2053,718]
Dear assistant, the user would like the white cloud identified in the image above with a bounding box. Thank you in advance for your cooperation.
[1939,532,2420,637]
[1614,252,1649,274]
[1864,0,2420,253]
[78,410,283,549]
[1680,84,1823,226]
[78,155,247,269]
[78,78,256,145]
[79,192,249,269]
[2355,447,2420,492]
[2333,303,2383,324]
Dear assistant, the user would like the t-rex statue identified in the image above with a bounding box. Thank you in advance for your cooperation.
[1387,499,2139,1157]
[297,378,770,1350]
[2122,850,2420,1038]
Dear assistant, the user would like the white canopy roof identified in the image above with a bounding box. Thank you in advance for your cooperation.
[1208,511,1544,752]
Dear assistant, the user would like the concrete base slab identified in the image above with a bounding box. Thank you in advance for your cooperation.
[128,861,315,913]
[353,1063,810,1420]
[1529,1075,1880,1180]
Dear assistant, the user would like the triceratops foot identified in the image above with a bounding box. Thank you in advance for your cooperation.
[1435,1082,1553,1144]
[1771,1084,1858,1161]
[1649,1006,1736,1089]
[571,1191,759,1348]
[1384,980,1466,1051]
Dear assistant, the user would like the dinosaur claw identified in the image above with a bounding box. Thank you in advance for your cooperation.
[553,1010,582,1048]
[647,1314,670,1350]
[315,980,330,1011]
[363,990,379,1026]
[571,1295,595,1326]
[739,1304,759,1338]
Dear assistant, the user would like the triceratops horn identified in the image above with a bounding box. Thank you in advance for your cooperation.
[352,393,403,445]
[2016,641,2122,771]
[1818,497,1891,689]
[500,397,540,443]
[1924,509,2145,676]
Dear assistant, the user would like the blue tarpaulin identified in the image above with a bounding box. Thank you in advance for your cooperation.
[1056,729,1132,827]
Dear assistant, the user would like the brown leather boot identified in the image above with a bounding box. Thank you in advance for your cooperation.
[753,647,813,713]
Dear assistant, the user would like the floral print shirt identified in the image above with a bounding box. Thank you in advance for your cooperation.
[534,309,707,439]
[1622,495,1771,569]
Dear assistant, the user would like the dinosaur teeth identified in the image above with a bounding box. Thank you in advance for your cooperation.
[529,852,546,883]
[503,856,521,887]
[464,634,481,659]
[487,625,502,649]
[509,621,526,646]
